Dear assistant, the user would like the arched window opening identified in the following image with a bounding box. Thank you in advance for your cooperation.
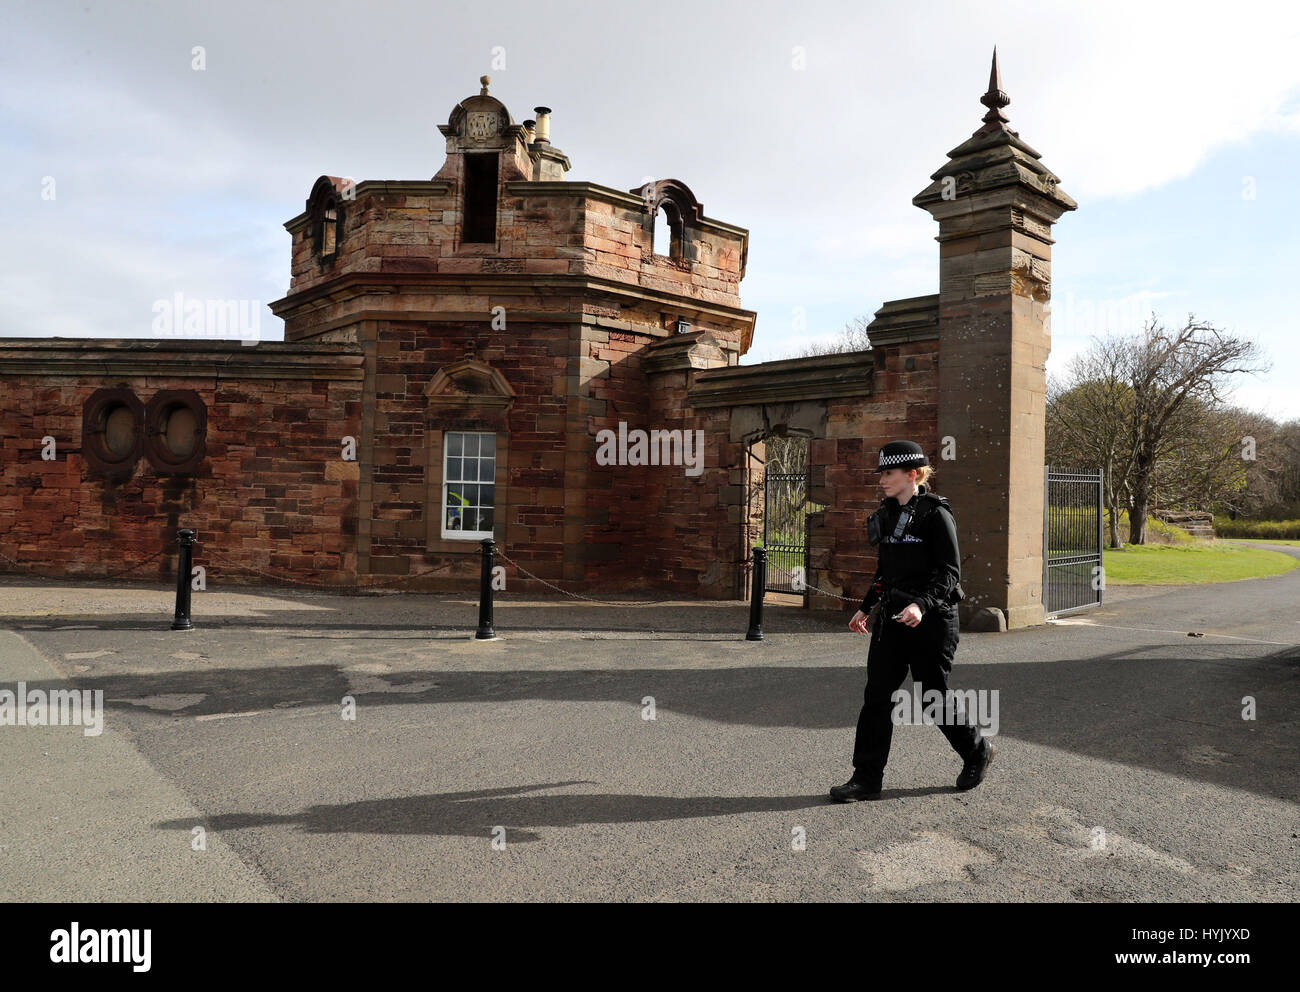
[321,204,337,256]
[654,201,684,261]
[462,153,499,244]
[653,205,669,256]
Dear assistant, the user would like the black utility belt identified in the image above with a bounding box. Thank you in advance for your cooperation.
[880,584,964,607]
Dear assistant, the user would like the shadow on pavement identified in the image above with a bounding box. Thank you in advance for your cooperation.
[154,781,842,842]
[18,638,1299,806]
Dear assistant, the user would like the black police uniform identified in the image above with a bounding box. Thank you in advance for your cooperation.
[840,442,989,796]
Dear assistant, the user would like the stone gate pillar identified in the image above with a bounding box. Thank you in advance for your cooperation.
[913,51,1076,630]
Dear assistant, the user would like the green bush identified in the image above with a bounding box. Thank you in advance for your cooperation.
[1212,516,1300,539]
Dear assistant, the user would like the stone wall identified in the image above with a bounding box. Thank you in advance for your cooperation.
[0,341,363,587]
[282,181,749,340]
[1151,510,1215,538]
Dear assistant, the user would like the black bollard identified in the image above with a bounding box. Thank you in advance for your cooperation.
[746,546,766,641]
[171,528,196,631]
[475,538,497,640]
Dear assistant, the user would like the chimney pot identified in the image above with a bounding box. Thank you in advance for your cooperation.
[533,107,552,144]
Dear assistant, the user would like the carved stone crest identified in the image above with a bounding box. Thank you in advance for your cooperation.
[466,112,500,142]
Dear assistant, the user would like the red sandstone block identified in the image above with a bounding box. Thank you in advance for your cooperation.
[524,258,569,275]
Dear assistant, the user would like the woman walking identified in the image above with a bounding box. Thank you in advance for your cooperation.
[830,440,994,802]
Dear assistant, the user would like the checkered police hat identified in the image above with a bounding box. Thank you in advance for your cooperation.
[875,440,929,473]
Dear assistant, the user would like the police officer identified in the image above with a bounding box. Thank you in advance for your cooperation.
[829,440,994,802]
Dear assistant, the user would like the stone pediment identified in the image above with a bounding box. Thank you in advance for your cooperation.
[424,357,515,410]
[643,330,727,374]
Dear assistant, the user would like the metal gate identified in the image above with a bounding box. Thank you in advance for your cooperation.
[1043,466,1104,617]
[764,471,810,594]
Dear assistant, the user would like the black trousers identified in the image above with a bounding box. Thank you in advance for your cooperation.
[851,604,983,788]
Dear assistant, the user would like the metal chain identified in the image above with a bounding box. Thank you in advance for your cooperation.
[204,552,462,591]
[494,547,709,606]
[3,541,859,610]
[0,545,166,581]
[804,582,860,604]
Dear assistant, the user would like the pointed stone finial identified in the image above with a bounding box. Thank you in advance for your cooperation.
[979,47,1011,130]
[479,75,491,96]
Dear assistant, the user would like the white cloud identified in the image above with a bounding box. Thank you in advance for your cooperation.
[2,0,1299,410]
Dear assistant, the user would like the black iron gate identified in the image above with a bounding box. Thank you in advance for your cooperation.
[764,471,810,594]
[1043,465,1104,617]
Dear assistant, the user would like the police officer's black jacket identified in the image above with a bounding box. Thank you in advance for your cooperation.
[859,483,964,615]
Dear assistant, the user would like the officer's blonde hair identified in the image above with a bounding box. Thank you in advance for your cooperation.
[914,464,934,487]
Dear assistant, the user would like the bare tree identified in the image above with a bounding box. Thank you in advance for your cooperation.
[765,434,808,475]
[1047,315,1271,546]
[1156,400,1279,517]
[1046,347,1135,548]
[793,315,873,358]
[1266,419,1300,516]
[1123,316,1270,543]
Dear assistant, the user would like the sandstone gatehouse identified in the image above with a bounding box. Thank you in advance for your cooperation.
[0,53,1073,631]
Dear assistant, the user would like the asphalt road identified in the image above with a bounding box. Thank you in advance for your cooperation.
[1,547,1297,902]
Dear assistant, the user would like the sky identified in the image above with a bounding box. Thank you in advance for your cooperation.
[3,0,1298,421]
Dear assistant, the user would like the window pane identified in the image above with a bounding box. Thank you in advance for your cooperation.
[464,458,479,482]
[463,434,479,457]
[447,457,462,481]
[479,457,495,482]
[480,484,494,509]
[464,484,479,507]
[478,508,493,531]
[447,433,463,457]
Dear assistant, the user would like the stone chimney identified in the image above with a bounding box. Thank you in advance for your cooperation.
[913,49,1077,630]
[528,105,571,180]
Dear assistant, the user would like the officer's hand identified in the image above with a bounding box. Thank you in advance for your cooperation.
[895,603,923,627]
[848,610,869,635]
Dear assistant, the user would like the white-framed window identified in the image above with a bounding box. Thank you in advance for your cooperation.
[442,431,496,539]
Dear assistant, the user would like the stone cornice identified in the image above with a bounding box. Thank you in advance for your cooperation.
[0,339,365,380]
[689,351,873,408]
[866,295,940,347]
[916,184,1074,237]
[269,271,756,327]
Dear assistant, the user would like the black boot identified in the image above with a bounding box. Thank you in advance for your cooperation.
[956,739,995,791]
[829,778,883,802]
